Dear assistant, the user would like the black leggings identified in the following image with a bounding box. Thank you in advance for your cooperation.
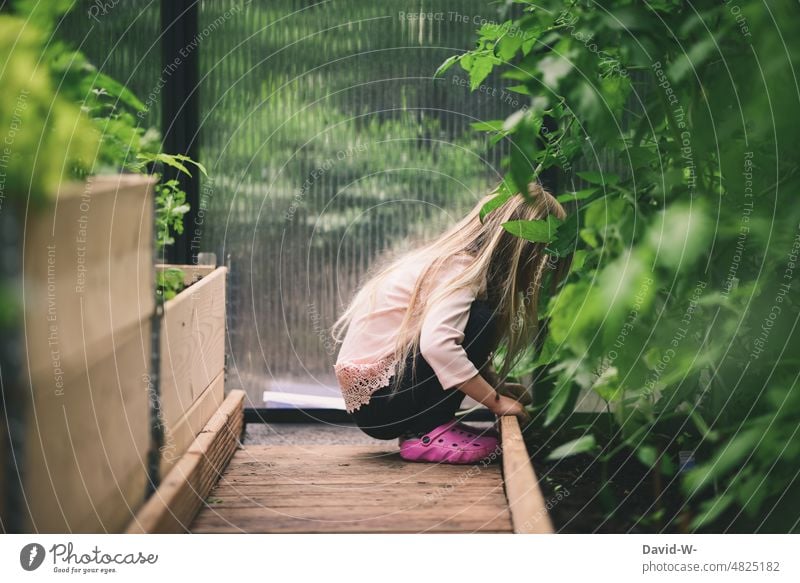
[350,299,499,439]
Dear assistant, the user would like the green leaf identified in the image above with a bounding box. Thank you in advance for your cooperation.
[547,435,596,461]
[506,84,531,95]
[521,29,540,55]
[636,445,659,468]
[168,153,208,177]
[497,34,524,60]
[557,188,597,203]
[434,54,462,78]
[470,119,506,132]
[544,378,575,426]
[502,215,562,243]
[92,71,146,112]
[689,494,735,531]
[468,54,500,90]
[683,428,761,497]
[569,249,587,272]
[591,366,623,401]
[137,152,208,177]
[480,183,512,222]
[545,211,579,257]
[667,37,717,83]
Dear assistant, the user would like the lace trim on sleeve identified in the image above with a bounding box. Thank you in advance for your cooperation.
[334,354,398,413]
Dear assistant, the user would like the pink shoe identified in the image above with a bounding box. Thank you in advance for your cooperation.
[398,420,500,464]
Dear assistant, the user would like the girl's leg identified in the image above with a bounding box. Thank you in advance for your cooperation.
[350,300,498,439]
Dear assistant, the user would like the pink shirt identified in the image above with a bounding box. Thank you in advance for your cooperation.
[334,254,483,413]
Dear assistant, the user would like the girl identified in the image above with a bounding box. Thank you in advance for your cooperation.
[332,182,570,464]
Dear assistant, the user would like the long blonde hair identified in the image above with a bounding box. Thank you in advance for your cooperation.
[332,181,571,387]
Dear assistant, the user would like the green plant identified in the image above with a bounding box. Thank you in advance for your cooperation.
[6,1,209,302]
[0,5,98,207]
[135,153,208,255]
[156,267,187,302]
[448,0,799,531]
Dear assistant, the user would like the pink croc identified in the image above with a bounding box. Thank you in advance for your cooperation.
[398,420,500,465]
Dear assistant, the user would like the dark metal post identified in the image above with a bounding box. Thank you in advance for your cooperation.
[160,0,200,265]
[0,209,25,532]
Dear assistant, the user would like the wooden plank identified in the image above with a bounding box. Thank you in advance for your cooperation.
[22,325,151,533]
[159,370,225,478]
[190,505,512,533]
[206,488,506,510]
[159,266,226,432]
[24,175,156,380]
[499,415,554,534]
[222,446,506,479]
[150,392,244,528]
[126,390,245,534]
[207,483,506,496]
[128,390,243,533]
[216,470,501,484]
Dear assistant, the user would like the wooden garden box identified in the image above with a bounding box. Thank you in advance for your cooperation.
[20,174,156,533]
[156,264,227,479]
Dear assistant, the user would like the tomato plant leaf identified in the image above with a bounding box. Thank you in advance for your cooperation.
[502,215,562,243]
[547,435,597,461]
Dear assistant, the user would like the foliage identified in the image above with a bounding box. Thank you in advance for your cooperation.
[451,0,800,531]
[156,267,186,302]
[4,1,208,306]
[5,1,201,227]
[139,154,208,254]
[0,6,98,207]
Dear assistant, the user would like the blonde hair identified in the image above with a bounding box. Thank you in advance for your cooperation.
[332,181,571,387]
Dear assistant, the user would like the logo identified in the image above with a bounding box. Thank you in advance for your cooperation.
[20,543,46,571]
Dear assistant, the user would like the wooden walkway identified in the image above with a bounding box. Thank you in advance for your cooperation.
[127,392,552,534]
[190,444,512,533]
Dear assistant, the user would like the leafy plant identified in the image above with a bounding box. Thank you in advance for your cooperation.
[449,0,800,531]
[6,1,210,303]
[156,267,187,302]
[0,5,98,206]
[137,153,208,255]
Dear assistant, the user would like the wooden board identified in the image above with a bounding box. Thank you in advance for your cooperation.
[191,444,513,534]
[22,325,151,533]
[499,416,554,534]
[126,390,245,534]
[24,174,156,381]
[21,175,155,533]
[159,266,226,434]
[159,371,225,478]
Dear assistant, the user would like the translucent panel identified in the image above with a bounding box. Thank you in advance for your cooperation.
[197,1,517,406]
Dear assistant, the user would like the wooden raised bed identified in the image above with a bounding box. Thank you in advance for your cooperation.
[127,389,245,533]
[156,264,227,480]
[19,174,156,533]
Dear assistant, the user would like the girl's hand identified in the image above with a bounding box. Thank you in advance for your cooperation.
[490,394,530,423]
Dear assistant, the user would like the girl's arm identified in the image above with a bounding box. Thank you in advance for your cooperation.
[457,373,530,421]
[480,360,533,406]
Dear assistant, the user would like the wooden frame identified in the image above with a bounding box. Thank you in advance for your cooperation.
[126,389,245,533]
[19,174,156,533]
[158,265,227,479]
[499,416,555,534]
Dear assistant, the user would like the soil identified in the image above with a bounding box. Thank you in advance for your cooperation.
[523,428,691,533]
